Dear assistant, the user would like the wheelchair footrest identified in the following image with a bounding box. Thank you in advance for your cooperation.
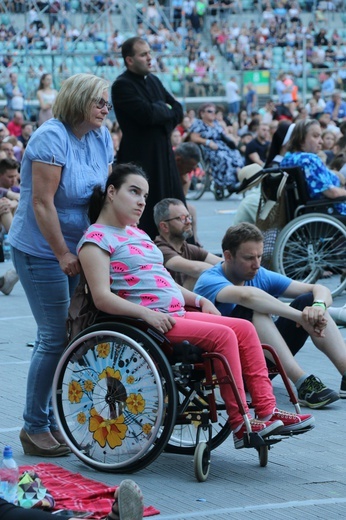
[284,424,315,436]
[243,432,282,448]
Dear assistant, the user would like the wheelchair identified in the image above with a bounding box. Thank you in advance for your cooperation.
[185,150,213,201]
[52,316,305,482]
[186,146,238,201]
[254,166,346,298]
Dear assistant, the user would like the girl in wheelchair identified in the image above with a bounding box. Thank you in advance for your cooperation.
[77,163,314,450]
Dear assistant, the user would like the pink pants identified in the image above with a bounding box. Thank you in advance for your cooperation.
[165,313,276,429]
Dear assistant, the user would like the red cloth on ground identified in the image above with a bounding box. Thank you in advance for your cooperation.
[20,463,159,518]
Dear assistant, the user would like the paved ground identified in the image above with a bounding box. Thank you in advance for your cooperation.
[1,190,346,519]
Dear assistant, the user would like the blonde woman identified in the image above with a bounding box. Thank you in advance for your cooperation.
[9,73,114,456]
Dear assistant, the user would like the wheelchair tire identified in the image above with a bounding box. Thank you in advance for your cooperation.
[186,164,209,201]
[53,322,177,473]
[194,442,210,482]
[273,213,346,298]
[165,383,231,455]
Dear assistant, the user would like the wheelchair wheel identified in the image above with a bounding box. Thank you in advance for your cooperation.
[194,442,210,482]
[186,164,209,201]
[165,384,231,455]
[213,182,224,200]
[258,445,268,467]
[273,213,346,298]
[53,323,177,473]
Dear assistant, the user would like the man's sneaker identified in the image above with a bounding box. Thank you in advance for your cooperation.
[233,419,283,449]
[298,374,339,409]
[0,269,19,295]
[340,375,346,399]
[270,408,315,434]
[328,305,346,327]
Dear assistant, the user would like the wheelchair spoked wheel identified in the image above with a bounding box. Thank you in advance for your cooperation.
[53,323,177,473]
[257,445,268,467]
[194,442,211,482]
[186,165,209,201]
[165,384,231,455]
[273,214,346,298]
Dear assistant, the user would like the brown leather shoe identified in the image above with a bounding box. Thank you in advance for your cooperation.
[19,429,71,457]
[51,429,68,447]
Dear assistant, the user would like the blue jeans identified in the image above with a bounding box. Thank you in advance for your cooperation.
[228,101,240,115]
[12,247,79,434]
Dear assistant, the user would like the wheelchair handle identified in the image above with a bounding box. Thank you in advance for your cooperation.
[261,166,299,174]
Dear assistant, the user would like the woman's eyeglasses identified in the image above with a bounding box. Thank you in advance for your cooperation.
[94,98,113,111]
[205,109,216,114]
[164,214,193,224]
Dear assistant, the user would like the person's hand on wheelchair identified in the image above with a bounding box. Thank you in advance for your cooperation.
[141,308,176,334]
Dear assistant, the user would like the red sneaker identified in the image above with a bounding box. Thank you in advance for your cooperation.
[233,419,283,449]
[270,408,315,434]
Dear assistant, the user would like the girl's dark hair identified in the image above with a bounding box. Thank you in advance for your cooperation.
[265,120,291,167]
[88,163,148,224]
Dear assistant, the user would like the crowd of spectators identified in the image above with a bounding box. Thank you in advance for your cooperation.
[171,89,346,174]
[0,1,344,108]
[212,7,346,72]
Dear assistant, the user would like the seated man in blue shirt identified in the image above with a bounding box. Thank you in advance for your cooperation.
[324,91,346,122]
[321,72,335,98]
[195,222,346,409]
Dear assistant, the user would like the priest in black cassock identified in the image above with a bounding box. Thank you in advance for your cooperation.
[111,37,185,239]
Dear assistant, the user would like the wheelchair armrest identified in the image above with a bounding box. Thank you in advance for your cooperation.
[304,196,346,206]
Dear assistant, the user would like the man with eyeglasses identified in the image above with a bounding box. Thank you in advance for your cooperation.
[153,198,221,290]
[112,37,185,240]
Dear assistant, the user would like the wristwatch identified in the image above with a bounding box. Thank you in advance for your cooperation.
[312,300,326,309]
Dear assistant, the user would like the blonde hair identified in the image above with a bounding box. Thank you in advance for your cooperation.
[53,73,109,128]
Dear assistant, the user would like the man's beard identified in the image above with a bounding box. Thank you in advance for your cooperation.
[181,229,193,240]
[169,228,193,241]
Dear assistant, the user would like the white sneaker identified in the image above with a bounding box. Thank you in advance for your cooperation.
[328,306,346,326]
[0,269,19,295]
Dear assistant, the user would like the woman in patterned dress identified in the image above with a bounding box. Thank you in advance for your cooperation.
[189,103,244,199]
